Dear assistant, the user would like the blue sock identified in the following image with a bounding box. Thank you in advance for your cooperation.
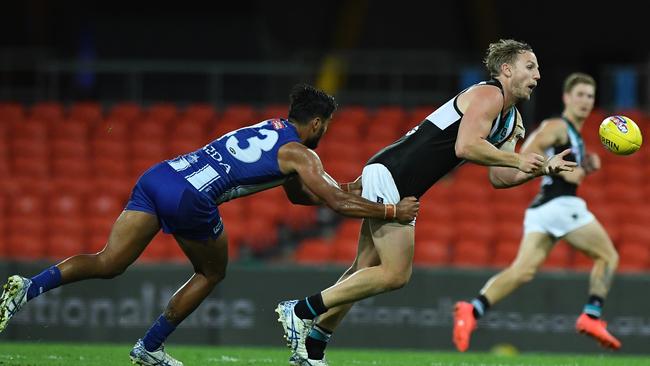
[27,266,62,301]
[142,315,177,352]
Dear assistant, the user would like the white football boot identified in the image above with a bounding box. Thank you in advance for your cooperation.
[129,338,183,366]
[0,275,32,333]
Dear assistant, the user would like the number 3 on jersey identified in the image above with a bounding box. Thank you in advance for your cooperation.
[225,129,279,163]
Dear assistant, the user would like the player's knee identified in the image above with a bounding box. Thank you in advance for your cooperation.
[382,267,412,291]
[94,253,128,279]
[511,265,537,284]
[204,269,226,285]
[603,248,619,269]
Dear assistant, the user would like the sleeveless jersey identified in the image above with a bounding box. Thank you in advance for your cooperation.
[166,118,301,204]
[529,116,585,208]
[367,79,518,198]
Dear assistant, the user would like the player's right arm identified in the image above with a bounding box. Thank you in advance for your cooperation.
[489,119,578,188]
[277,142,419,223]
[522,119,585,184]
[455,86,546,173]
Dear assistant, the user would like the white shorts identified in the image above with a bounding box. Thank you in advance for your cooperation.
[361,163,415,226]
[523,196,595,238]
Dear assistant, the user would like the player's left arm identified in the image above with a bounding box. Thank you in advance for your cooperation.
[283,174,363,205]
[282,174,324,205]
[489,113,577,188]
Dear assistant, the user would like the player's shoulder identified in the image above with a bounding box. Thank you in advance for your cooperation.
[278,141,319,163]
[538,117,568,131]
[458,84,504,114]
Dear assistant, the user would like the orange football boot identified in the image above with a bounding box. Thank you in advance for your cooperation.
[453,301,477,352]
[576,313,621,350]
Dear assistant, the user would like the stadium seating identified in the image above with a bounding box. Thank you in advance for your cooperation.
[0,101,647,271]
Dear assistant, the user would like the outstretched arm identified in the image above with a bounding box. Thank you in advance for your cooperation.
[278,142,419,223]
[489,119,577,188]
[455,86,545,173]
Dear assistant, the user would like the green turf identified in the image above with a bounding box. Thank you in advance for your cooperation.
[0,342,646,366]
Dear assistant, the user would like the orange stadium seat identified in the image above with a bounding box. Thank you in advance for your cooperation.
[170,118,208,141]
[336,220,362,241]
[492,239,520,268]
[47,193,84,217]
[407,106,435,124]
[51,177,92,195]
[449,180,491,204]
[108,102,142,122]
[11,119,48,140]
[29,101,64,122]
[218,199,246,222]
[168,139,201,157]
[86,216,114,253]
[93,156,130,178]
[52,138,89,158]
[139,232,172,262]
[452,202,493,222]
[259,104,287,120]
[455,220,496,242]
[282,205,318,231]
[0,102,25,123]
[92,138,129,159]
[51,118,90,141]
[331,237,358,264]
[92,117,130,141]
[68,101,103,123]
[7,233,45,260]
[52,158,91,178]
[220,104,258,124]
[241,220,278,254]
[417,220,456,244]
[336,106,370,124]
[451,239,491,268]
[414,239,449,266]
[146,103,178,122]
[373,106,408,130]
[494,220,523,241]
[619,223,650,244]
[183,103,217,123]
[572,248,593,271]
[10,194,45,219]
[541,241,571,270]
[132,118,167,141]
[11,138,48,159]
[86,193,126,218]
[294,238,333,265]
[47,217,85,259]
[617,241,650,272]
[11,158,49,180]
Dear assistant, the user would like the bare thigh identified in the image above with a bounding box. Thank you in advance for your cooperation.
[563,220,616,259]
[173,229,229,279]
[511,232,556,269]
[368,219,415,278]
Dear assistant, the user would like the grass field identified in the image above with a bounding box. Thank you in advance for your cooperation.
[0,343,646,366]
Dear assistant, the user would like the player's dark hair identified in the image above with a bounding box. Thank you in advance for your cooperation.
[288,84,337,124]
[484,39,534,78]
[563,72,596,93]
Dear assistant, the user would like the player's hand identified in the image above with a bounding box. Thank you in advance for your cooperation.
[543,148,578,175]
[340,176,362,196]
[396,196,419,224]
[517,152,546,173]
[583,152,601,174]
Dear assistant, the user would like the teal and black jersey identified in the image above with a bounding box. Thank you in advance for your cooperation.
[530,116,585,208]
[368,79,518,199]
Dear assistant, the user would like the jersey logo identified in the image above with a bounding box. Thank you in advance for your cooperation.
[270,119,285,130]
